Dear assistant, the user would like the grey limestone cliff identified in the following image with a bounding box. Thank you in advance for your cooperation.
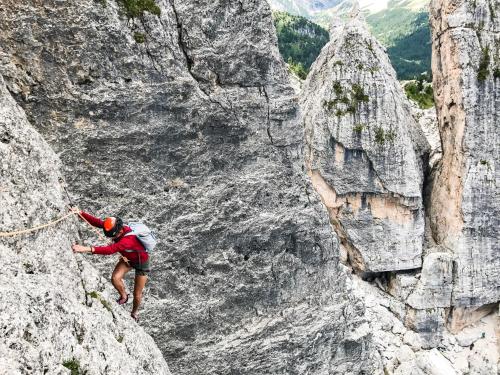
[301,16,429,274]
[429,0,500,330]
[2,0,499,373]
[0,75,170,374]
[0,0,382,373]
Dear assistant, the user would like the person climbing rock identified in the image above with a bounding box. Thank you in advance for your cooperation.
[70,208,150,322]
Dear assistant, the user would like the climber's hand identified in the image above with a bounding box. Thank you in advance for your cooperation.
[72,244,90,253]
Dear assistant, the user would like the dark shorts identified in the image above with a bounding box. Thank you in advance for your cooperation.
[130,259,151,277]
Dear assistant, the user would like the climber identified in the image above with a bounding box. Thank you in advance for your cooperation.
[70,208,150,322]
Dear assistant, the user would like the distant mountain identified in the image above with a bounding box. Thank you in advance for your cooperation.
[272,11,330,78]
[268,0,431,79]
[270,0,343,14]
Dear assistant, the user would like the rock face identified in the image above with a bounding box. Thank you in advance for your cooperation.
[410,103,442,169]
[0,76,170,374]
[2,0,499,373]
[429,0,500,322]
[0,0,382,373]
[301,16,429,273]
[349,272,499,375]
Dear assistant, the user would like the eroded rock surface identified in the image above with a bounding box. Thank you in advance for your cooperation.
[429,0,500,320]
[0,75,170,374]
[0,0,382,373]
[351,272,499,375]
[301,16,429,273]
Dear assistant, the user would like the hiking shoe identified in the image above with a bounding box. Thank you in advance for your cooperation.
[117,294,129,305]
[131,312,139,322]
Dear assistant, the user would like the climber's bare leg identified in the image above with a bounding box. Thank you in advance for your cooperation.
[111,259,131,300]
[131,274,148,318]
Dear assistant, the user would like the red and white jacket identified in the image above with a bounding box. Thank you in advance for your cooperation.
[80,211,148,265]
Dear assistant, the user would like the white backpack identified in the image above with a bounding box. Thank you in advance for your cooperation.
[124,221,157,252]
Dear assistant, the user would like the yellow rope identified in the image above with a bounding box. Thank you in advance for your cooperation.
[0,206,125,262]
[0,211,77,237]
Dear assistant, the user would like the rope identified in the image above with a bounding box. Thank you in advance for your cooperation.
[1,201,126,263]
[75,209,108,242]
[0,211,77,237]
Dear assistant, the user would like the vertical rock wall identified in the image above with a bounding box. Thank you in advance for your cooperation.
[0,75,170,374]
[429,0,499,326]
[301,17,429,273]
[0,0,382,373]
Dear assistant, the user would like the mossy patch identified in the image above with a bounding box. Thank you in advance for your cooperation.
[63,359,81,375]
[87,291,99,299]
[87,291,112,312]
[324,82,370,116]
[374,127,385,144]
[133,32,146,43]
[118,0,161,18]
[332,81,343,96]
[353,124,366,133]
[351,84,369,103]
[374,127,396,145]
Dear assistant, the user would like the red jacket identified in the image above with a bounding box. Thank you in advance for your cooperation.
[80,211,148,265]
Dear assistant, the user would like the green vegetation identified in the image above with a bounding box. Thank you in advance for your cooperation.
[273,11,329,79]
[87,291,112,312]
[374,127,396,145]
[117,335,124,343]
[404,78,434,109]
[133,32,146,43]
[332,81,343,96]
[287,58,307,79]
[118,0,161,18]
[306,3,432,80]
[62,359,81,375]
[352,84,369,103]
[87,291,99,299]
[324,82,370,116]
[380,12,432,80]
[478,47,490,82]
[353,124,366,133]
[374,127,385,144]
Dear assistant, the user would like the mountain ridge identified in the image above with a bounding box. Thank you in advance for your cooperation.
[268,0,432,79]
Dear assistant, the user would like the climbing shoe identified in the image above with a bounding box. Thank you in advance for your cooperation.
[117,294,129,305]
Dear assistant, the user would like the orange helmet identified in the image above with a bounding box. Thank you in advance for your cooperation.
[103,217,123,237]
